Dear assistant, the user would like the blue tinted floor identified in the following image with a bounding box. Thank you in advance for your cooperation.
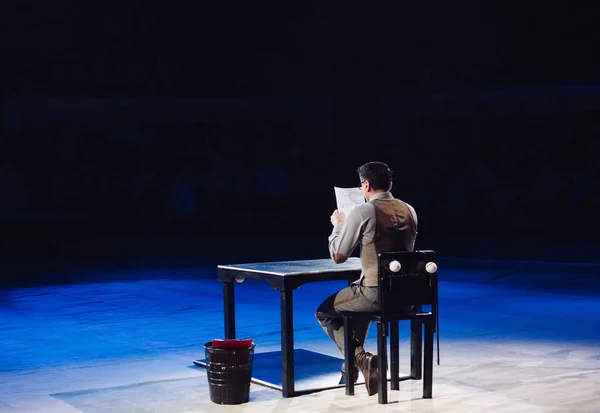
[1,259,599,412]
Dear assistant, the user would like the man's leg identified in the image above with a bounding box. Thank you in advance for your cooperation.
[315,282,377,356]
[315,282,380,395]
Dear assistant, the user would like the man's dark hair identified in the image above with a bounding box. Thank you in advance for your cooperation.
[357,161,393,191]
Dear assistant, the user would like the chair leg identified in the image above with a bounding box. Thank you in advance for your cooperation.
[377,322,388,404]
[390,321,400,390]
[423,318,434,399]
[410,319,423,380]
[343,316,355,395]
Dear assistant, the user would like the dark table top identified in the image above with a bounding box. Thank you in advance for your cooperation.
[217,257,362,290]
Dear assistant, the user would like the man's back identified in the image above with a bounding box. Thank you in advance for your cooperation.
[360,196,418,286]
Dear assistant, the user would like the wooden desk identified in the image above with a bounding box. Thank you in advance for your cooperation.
[213,258,361,397]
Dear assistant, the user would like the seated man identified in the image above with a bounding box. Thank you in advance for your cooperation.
[315,161,418,396]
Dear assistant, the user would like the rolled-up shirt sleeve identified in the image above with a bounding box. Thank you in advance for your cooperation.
[328,206,371,262]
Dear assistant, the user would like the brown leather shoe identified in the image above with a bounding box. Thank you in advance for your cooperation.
[355,351,378,395]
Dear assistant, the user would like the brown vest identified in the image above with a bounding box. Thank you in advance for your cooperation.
[360,198,417,286]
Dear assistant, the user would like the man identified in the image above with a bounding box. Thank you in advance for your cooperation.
[315,161,418,396]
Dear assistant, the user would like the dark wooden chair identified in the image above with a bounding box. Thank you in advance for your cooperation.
[340,250,439,404]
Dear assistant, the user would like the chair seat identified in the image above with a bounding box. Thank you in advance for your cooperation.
[339,309,433,323]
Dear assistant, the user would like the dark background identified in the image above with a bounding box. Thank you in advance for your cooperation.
[2,2,600,285]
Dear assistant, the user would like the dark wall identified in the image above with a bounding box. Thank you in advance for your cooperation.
[1,95,599,246]
[5,3,600,95]
[2,3,600,272]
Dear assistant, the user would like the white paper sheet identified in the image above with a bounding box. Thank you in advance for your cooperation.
[334,186,365,217]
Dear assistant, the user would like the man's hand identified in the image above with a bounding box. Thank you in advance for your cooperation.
[330,210,345,227]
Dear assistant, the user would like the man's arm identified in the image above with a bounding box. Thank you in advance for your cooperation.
[328,207,365,264]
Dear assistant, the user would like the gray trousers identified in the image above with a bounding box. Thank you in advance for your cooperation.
[315,279,380,358]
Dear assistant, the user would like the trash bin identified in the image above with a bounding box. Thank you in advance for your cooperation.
[204,340,255,405]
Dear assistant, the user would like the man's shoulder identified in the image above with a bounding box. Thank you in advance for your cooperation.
[355,202,376,213]
[347,202,375,220]
[374,198,418,220]
[373,196,411,208]
[392,198,416,210]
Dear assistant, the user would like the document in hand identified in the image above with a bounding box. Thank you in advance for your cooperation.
[334,187,365,217]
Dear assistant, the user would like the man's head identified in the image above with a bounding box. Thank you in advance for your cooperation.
[357,161,393,201]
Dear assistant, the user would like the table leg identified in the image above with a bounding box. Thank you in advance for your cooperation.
[223,281,236,339]
[280,289,295,397]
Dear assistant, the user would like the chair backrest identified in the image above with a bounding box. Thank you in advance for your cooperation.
[377,250,437,315]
